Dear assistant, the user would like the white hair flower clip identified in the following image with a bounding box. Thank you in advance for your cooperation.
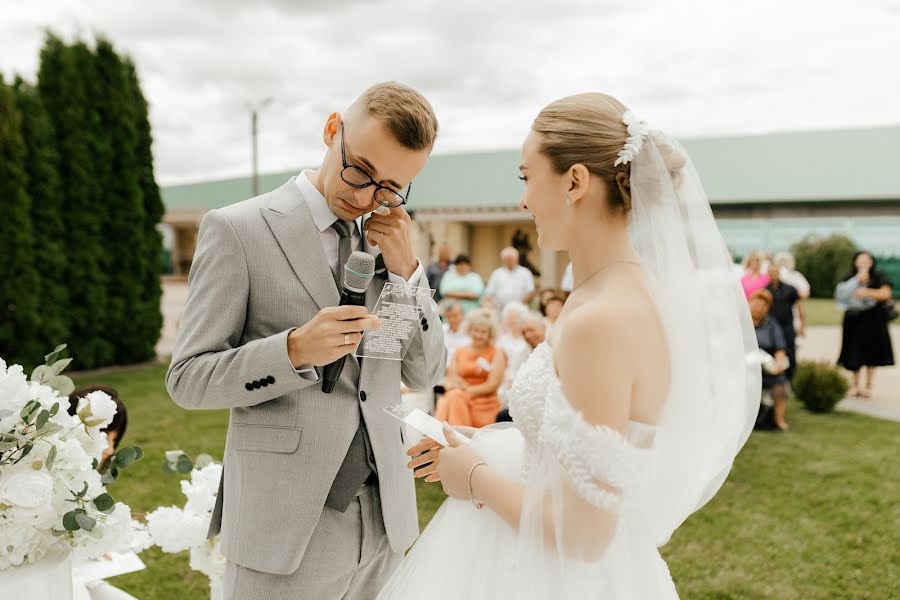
[614,111,650,167]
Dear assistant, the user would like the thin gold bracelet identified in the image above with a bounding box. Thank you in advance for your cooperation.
[467,461,488,509]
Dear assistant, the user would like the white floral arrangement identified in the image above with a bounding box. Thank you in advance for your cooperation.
[146,451,225,593]
[0,345,144,570]
[614,110,651,167]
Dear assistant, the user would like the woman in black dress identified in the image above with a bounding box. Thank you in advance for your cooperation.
[835,251,895,398]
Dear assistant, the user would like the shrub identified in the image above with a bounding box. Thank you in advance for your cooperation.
[791,234,858,298]
[793,361,849,413]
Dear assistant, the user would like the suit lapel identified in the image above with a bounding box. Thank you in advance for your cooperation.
[261,179,340,311]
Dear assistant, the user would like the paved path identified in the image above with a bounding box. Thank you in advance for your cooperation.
[156,280,899,421]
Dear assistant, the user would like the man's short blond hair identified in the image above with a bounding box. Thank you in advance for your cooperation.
[359,82,438,151]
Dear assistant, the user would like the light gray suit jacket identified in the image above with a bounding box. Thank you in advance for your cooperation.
[166,178,446,575]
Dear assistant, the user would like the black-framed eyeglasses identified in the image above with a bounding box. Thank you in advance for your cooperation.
[339,125,412,208]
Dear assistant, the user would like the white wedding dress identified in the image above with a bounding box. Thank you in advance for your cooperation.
[378,342,677,599]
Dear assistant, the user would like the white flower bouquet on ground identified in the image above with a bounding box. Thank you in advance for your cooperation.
[146,451,225,599]
[0,345,144,571]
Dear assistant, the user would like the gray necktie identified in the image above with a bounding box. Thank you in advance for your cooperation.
[330,220,353,289]
[325,219,376,512]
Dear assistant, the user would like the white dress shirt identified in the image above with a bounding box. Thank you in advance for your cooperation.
[485,265,536,308]
[292,171,424,378]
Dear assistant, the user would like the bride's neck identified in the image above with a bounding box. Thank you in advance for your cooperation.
[569,223,638,289]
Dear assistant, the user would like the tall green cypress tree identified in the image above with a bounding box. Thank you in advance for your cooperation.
[94,39,146,363]
[124,58,164,361]
[0,77,42,367]
[38,35,112,369]
[12,77,69,358]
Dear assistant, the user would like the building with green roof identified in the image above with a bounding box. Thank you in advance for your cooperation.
[161,125,900,289]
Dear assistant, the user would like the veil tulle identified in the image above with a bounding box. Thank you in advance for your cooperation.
[511,130,761,597]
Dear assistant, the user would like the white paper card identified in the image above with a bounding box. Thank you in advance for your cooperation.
[384,404,470,446]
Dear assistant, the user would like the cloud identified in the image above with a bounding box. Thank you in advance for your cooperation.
[1,0,898,183]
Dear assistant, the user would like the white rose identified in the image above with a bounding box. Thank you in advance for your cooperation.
[78,391,117,429]
[0,469,53,508]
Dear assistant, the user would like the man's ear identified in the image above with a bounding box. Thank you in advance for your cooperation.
[323,112,341,147]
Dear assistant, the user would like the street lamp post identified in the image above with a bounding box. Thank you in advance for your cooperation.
[249,97,273,197]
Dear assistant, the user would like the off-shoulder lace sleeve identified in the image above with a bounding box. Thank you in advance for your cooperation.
[540,378,654,512]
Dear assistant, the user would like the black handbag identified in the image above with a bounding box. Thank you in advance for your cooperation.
[884,300,899,322]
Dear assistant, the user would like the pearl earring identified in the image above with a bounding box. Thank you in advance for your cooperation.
[565,196,574,206]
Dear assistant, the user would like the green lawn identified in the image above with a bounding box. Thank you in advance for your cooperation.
[75,363,899,599]
[804,298,844,327]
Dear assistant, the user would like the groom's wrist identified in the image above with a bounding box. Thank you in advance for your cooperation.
[287,328,309,368]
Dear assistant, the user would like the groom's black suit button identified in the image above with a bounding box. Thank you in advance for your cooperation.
[266,375,276,385]
[245,383,254,391]
[360,391,367,402]
[252,380,262,389]
[260,379,269,387]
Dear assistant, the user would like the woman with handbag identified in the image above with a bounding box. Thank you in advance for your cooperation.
[835,251,895,398]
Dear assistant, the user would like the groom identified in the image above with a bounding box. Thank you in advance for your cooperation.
[166,82,446,599]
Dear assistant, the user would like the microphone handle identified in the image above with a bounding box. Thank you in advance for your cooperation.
[321,287,368,394]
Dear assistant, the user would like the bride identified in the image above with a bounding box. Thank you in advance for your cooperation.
[377,93,760,599]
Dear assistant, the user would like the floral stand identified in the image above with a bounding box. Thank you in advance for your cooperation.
[0,548,73,600]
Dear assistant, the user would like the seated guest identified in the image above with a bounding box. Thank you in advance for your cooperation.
[69,385,128,471]
[497,312,548,422]
[749,290,790,431]
[541,291,565,334]
[439,254,485,314]
[440,299,472,367]
[435,309,507,428]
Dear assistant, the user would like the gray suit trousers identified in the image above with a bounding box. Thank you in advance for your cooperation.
[225,484,400,600]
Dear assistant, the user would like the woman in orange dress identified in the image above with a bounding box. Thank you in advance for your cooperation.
[435,308,507,428]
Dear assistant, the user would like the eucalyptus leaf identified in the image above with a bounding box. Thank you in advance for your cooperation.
[161,462,174,474]
[47,375,75,397]
[13,444,33,464]
[36,410,50,431]
[31,365,49,383]
[0,503,11,511]
[38,424,63,437]
[92,493,114,512]
[45,344,67,365]
[115,447,137,468]
[48,358,73,377]
[75,481,89,499]
[75,513,96,531]
[83,417,106,428]
[101,471,115,485]
[134,447,144,461]
[92,458,99,470]
[46,446,57,470]
[49,402,60,417]
[20,400,39,421]
[176,455,194,473]
[62,511,81,532]
[0,441,18,452]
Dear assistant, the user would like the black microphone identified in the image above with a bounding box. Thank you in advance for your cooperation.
[322,251,376,394]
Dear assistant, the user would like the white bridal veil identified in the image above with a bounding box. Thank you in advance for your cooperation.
[511,129,761,598]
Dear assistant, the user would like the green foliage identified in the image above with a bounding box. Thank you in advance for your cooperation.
[0,76,43,367]
[4,32,166,369]
[94,38,147,364]
[124,58,165,362]
[791,234,859,299]
[793,361,850,413]
[12,78,69,363]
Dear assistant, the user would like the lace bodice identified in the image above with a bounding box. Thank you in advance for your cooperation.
[508,343,658,512]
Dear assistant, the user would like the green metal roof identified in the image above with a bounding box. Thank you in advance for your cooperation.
[161,125,900,211]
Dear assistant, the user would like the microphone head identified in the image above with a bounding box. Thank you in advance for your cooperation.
[342,251,376,293]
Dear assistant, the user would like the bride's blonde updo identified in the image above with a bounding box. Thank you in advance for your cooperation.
[531,93,635,213]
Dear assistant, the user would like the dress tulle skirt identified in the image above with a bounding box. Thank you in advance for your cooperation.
[377,427,679,600]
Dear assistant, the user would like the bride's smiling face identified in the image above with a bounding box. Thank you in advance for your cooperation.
[518,130,570,251]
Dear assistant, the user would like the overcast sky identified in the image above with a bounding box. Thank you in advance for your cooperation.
[3,0,899,184]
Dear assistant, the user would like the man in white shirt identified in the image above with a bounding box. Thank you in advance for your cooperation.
[483,247,536,310]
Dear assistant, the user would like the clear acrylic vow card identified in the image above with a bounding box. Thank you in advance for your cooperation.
[355,282,435,361]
